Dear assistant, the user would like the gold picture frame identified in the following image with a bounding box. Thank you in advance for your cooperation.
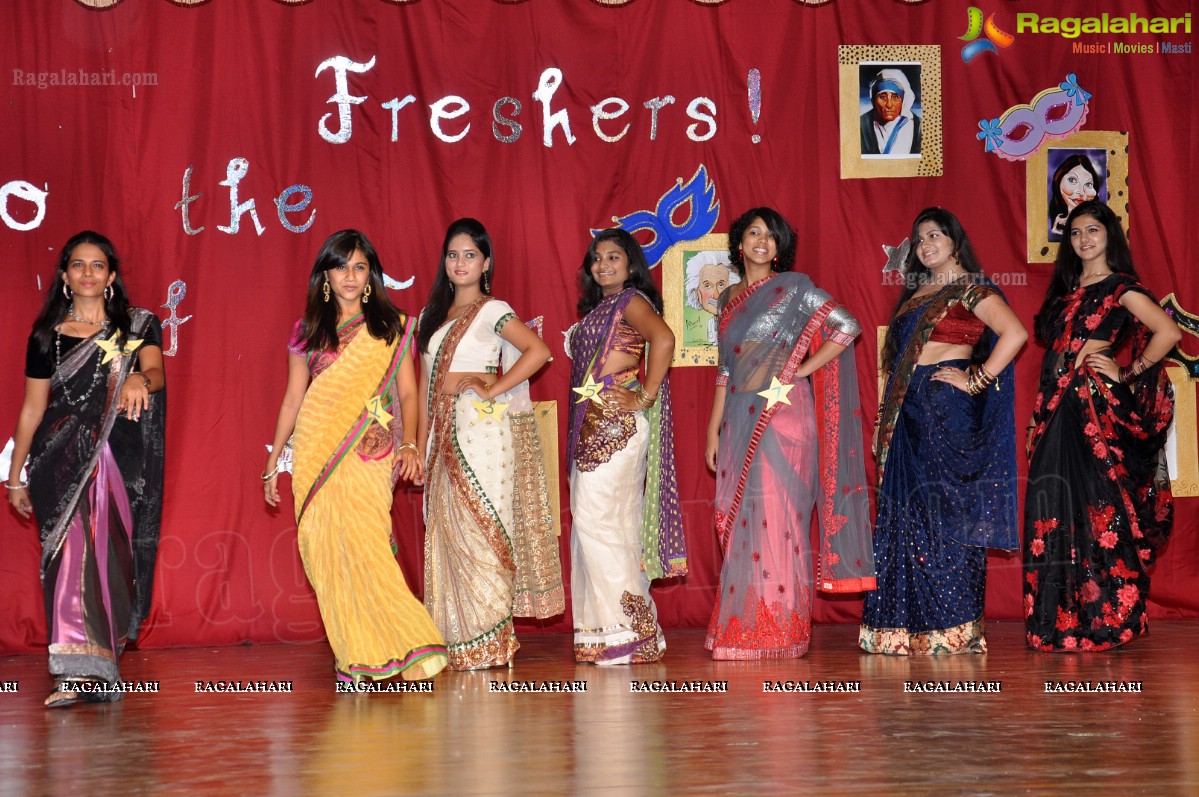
[1165,366,1198,498]
[839,45,943,180]
[532,401,562,535]
[662,233,732,367]
[1026,130,1129,263]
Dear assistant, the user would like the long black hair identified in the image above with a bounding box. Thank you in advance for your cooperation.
[1048,154,1103,227]
[576,228,663,316]
[727,207,796,276]
[1034,199,1137,345]
[417,218,494,354]
[31,230,132,351]
[880,207,989,371]
[297,229,403,353]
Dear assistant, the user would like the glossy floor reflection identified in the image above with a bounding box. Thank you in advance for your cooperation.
[1,621,1196,796]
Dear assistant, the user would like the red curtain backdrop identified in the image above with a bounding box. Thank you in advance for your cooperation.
[1,0,1195,652]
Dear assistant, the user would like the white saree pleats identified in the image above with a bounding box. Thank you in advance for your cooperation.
[570,413,665,665]
[424,392,519,669]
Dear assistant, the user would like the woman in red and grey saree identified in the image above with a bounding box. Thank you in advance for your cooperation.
[704,208,875,660]
[1025,201,1180,652]
[417,218,561,670]
[265,230,447,685]
[567,229,685,665]
[8,231,165,708]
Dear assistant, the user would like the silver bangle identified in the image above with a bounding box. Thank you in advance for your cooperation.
[5,482,29,491]
[261,465,279,482]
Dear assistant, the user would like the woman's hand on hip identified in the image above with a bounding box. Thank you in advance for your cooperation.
[453,376,491,400]
[930,366,970,393]
[1084,352,1120,383]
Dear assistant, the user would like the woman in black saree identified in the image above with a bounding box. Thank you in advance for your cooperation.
[6,231,165,706]
[1025,200,1180,651]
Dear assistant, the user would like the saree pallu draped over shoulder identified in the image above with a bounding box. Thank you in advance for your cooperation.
[423,298,564,670]
[28,308,165,692]
[566,288,685,664]
[860,279,1018,656]
[706,273,874,660]
[1024,274,1173,652]
[292,315,448,683]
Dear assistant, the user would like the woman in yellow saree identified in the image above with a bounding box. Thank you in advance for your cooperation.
[265,230,447,685]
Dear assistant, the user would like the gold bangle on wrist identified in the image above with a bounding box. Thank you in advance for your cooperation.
[635,388,658,409]
[398,442,420,455]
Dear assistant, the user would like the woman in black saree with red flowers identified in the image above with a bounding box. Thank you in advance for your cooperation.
[1025,201,1181,652]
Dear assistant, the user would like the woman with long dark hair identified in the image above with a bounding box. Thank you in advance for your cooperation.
[1025,200,1180,651]
[567,228,685,664]
[418,218,561,670]
[705,207,875,659]
[860,207,1026,655]
[264,229,448,685]
[7,231,165,707]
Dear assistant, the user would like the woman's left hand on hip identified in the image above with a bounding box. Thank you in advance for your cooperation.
[601,385,639,412]
[931,366,970,393]
[1084,353,1120,383]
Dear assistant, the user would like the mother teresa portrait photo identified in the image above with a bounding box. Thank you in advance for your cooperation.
[859,64,923,158]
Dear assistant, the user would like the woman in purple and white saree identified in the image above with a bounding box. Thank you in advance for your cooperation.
[568,229,686,665]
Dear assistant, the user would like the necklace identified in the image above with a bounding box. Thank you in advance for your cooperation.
[67,304,110,328]
[1077,269,1112,288]
[55,329,107,406]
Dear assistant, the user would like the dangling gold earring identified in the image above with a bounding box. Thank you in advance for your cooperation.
[323,280,331,303]
[362,283,371,304]
[482,271,490,294]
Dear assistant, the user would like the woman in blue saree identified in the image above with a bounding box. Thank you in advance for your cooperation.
[860,208,1026,655]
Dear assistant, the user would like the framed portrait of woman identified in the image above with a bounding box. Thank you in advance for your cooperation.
[1026,130,1129,262]
[839,45,943,180]
[663,233,732,367]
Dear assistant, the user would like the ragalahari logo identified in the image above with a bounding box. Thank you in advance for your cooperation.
[960,7,1016,63]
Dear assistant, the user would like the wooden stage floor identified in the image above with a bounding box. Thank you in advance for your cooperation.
[2,621,1197,797]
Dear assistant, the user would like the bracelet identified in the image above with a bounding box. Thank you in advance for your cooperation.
[398,442,419,455]
[1118,365,1135,384]
[5,482,28,491]
[261,465,279,481]
[141,374,151,390]
[965,364,997,396]
[635,388,658,410]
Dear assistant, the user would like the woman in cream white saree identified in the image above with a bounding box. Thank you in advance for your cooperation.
[265,230,447,685]
[567,228,686,665]
[418,218,562,670]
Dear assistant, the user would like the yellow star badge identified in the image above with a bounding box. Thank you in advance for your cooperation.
[757,376,794,409]
[365,396,394,427]
[94,336,144,364]
[572,373,605,405]
[472,399,509,421]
